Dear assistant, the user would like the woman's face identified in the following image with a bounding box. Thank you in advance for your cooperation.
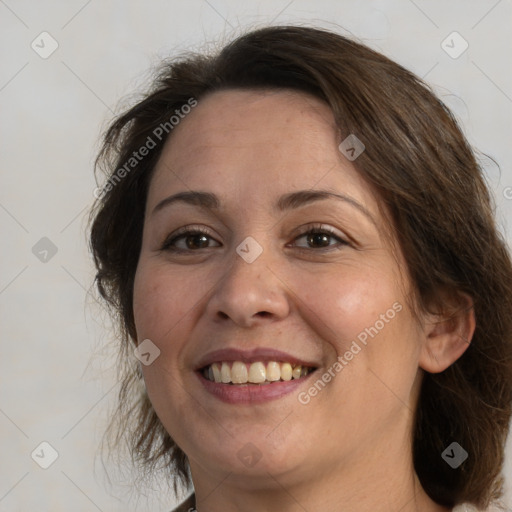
[133,89,426,488]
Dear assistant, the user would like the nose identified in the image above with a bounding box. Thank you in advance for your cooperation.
[206,243,291,328]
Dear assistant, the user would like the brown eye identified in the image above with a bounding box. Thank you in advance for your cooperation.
[292,225,349,251]
[161,228,221,252]
[305,232,331,248]
[182,233,210,249]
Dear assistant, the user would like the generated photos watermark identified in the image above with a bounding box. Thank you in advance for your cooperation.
[298,301,403,405]
[93,97,198,199]
[134,339,161,366]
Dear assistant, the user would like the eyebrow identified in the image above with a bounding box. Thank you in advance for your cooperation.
[151,189,376,225]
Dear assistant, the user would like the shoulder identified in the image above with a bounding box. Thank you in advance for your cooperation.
[170,492,196,512]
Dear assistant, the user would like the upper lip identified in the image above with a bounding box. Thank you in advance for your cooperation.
[195,347,320,370]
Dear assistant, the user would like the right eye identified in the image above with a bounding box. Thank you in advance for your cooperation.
[160,227,221,252]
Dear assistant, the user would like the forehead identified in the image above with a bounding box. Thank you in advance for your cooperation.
[167,88,337,145]
[149,89,373,204]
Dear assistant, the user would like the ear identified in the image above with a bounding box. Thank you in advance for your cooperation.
[418,292,475,374]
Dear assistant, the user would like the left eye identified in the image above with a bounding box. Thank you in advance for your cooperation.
[291,227,348,250]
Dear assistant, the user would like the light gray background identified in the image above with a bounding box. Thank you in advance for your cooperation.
[1,1,511,511]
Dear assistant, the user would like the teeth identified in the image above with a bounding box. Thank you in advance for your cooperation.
[266,361,281,382]
[248,362,266,383]
[221,362,231,383]
[231,361,248,384]
[211,363,222,383]
[202,361,314,384]
[280,362,292,381]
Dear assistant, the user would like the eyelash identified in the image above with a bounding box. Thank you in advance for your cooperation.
[160,224,349,253]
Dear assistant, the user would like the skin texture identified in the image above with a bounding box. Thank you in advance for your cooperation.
[132,89,474,512]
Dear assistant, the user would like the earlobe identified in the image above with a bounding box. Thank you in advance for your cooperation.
[418,293,476,374]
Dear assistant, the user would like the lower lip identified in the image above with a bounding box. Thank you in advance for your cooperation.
[195,370,318,404]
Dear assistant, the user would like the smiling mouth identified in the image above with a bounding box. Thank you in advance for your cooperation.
[200,361,316,385]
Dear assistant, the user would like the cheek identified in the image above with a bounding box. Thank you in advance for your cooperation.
[133,260,202,343]
[302,266,420,422]
[292,260,421,399]
[132,262,201,413]
[332,274,417,372]
[294,262,403,352]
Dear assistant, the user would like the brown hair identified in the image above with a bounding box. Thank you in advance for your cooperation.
[89,25,512,509]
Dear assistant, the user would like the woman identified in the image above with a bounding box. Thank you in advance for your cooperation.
[89,26,512,512]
